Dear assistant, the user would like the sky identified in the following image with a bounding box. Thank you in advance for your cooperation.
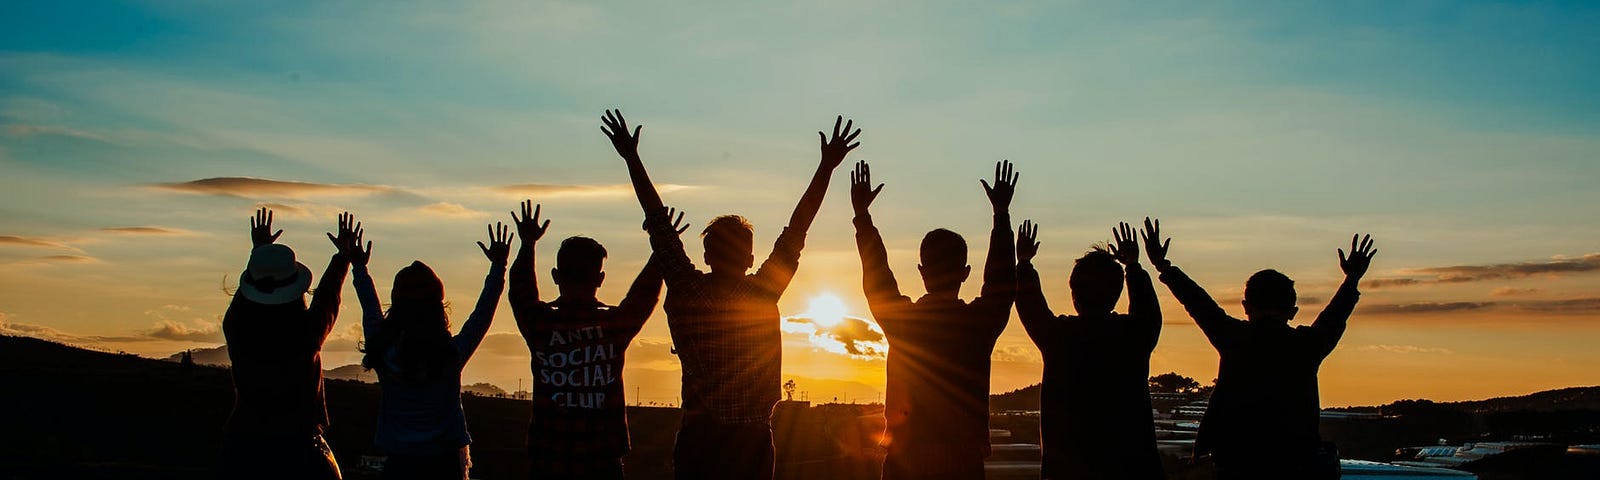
[1,0,1597,407]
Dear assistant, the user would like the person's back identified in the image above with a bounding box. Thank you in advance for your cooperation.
[877,294,1006,449]
[1017,223,1163,480]
[507,202,665,479]
[602,111,857,480]
[850,160,1018,480]
[1152,224,1377,479]
[352,221,510,479]
[662,259,787,422]
[1201,319,1332,459]
[221,208,349,480]
[224,299,332,437]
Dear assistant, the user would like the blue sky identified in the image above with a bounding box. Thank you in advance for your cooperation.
[2,1,1598,405]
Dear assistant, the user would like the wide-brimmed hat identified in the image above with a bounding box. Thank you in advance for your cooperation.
[239,244,313,305]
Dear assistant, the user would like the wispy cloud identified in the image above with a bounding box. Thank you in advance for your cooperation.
[1362,302,1496,315]
[0,312,145,344]
[1514,297,1600,314]
[2,123,108,142]
[1361,297,1600,316]
[146,320,222,342]
[492,183,697,199]
[1489,287,1543,297]
[0,235,79,251]
[99,226,196,236]
[415,202,488,219]
[992,344,1044,364]
[14,254,100,264]
[1355,344,1455,354]
[153,177,397,199]
[1367,254,1600,288]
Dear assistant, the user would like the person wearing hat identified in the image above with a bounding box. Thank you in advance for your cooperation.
[220,208,359,480]
[352,220,511,480]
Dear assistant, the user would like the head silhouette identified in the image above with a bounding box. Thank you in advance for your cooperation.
[553,236,607,299]
[364,260,456,383]
[1242,269,1298,324]
[918,228,970,297]
[1069,248,1124,316]
[702,215,755,276]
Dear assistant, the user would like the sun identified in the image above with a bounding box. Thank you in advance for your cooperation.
[804,293,850,328]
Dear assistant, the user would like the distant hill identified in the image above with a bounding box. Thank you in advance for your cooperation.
[996,382,1600,416]
[164,345,229,366]
[989,383,1040,412]
[325,363,377,383]
[0,334,919,480]
[166,346,380,385]
[1449,386,1600,413]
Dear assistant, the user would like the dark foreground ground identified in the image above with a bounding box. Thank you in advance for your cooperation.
[2,335,1597,479]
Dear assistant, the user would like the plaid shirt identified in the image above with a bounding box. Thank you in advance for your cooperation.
[645,213,805,425]
[509,249,661,463]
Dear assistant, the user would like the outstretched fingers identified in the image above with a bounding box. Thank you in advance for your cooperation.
[666,207,690,235]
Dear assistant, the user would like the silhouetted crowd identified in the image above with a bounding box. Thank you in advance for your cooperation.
[220,111,1377,480]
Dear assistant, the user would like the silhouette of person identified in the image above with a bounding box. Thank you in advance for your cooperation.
[351,219,510,480]
[507,199,679,480]
[1016,221,1164,480]
[849,160,1018,480]
[601,109,857,480]
[220,208,348,480]
[1148,219,1376,480]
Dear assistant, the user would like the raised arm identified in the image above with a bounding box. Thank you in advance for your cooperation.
[456,223,512,364]
[602,109,665,215]
[614,254,664,339]
[310,212,358,343]
[751,117,860,292]
[603,111,699,287]
[975,161,1019,315]
[786,115,859,233]
[328,214,379,343]
[1111,221,1160,349]
[642,206,697,288]
[1014,220,1056,343]
[508,200,551,334]
[849,161,911,313]
[1311,234,1375,353]
[1145,218,1239,347]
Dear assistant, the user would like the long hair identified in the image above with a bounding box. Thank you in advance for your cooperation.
[362,261,458,385]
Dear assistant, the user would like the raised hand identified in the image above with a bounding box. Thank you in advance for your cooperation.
[818,115,862,171]
[1108,221,1140,266]
[849,160,884,216]
[510,200,551,244]
[601,109,642,160]
[478,222,514,264]
[1142,217,1171,270]
[1017,220,1040,264]
[666,207,690,235]
[1338,234,1377,280]
[250,207,283,248]
[643,206,691,236]
[325,212,371,266]
[980,160,1020,213]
